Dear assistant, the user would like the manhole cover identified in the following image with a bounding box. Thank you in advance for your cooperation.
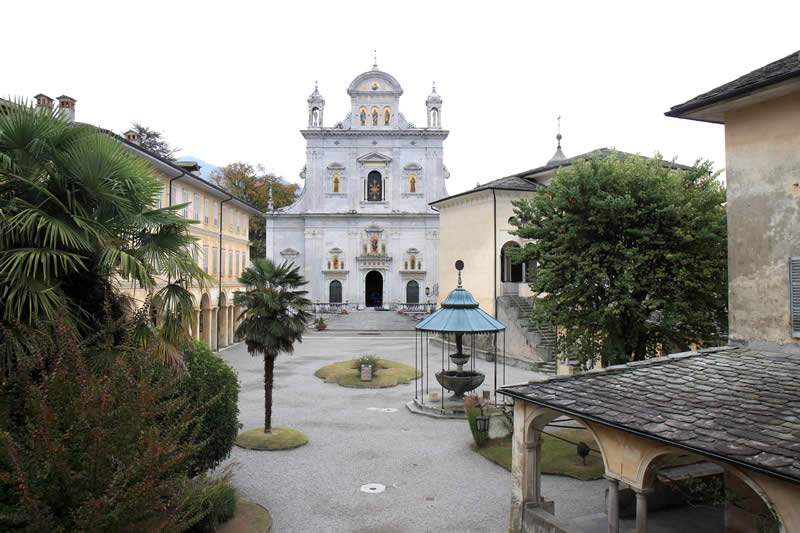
[360,483,386,494]
[380,408,398,413]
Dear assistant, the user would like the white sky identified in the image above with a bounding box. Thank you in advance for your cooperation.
[4,1,799,195]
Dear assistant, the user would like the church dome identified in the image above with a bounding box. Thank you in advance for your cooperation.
[547,133,567,166]
[347,64,403,96]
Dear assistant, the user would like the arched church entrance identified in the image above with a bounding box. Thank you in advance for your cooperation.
[365,271,383,308]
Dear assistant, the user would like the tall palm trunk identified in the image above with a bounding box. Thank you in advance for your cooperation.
[264,353,275,433]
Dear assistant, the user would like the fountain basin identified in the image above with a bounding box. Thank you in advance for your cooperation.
[435,370,485,398]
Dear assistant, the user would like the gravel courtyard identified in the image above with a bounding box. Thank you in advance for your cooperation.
[219,311,606,532]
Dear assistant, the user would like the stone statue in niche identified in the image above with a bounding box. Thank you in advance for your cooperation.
[372,110,378,125]
[327,261,331,269]
[418,260,422,269]
[384,109,390,125]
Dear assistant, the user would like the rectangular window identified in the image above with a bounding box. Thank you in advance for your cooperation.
[192,246,198,265]
[213,201,218,227]
[222,207,227,232]
[220,248,225,277]
[228,250,233,277]
[242,213,247,237]
[235,251,240,276]
[212,247,218,276]
[193,193,200,220]
[791,257,800,337]
[170,184,177,206]
[203,198,209,225]
[229,208,234,231]
[182,189,189,218]
[203,245,209,273]
[236,212,240,233]
[156,192,162,209]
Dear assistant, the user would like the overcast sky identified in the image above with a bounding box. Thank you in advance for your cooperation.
[5,1,799,195]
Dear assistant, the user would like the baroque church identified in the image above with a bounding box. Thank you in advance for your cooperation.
[265,62,449,308]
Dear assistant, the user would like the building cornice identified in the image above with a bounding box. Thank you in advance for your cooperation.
[301,129,449,139]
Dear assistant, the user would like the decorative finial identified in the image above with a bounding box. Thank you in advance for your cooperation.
[314,80,318,90]
[432,81,436,92]
[455,260,464,288]
[373,50,378,71]
[556,115,562,148]
[268,181,274,211]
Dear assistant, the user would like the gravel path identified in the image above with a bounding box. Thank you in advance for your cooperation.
[219,311,605,532]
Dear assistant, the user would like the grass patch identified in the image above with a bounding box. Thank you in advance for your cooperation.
[477,428,605,481]
[216,500,272,533]
[235,427,308,451]
[314,358,421,388]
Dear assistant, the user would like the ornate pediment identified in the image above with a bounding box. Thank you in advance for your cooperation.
[328,247,343,254]
[406,248,421,254]
[327,162,346,170]
[357,151,392,165]
[403,163,422,171]
[280,248,300,257]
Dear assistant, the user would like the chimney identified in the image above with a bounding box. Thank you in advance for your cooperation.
[57,95,76,122]
[123,129,141,145]
[34,93,54,111]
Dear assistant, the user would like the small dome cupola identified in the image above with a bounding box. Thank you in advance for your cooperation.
[307,81,325,128]
[547,117,567,166]
[426,82,442,128]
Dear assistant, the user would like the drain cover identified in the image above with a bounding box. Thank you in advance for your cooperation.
[360,483,386,494]
[380,408,398,413]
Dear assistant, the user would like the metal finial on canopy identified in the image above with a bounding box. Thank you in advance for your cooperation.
[455,259,464,288]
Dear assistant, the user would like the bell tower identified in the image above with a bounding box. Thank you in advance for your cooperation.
[426,82,442,128]
[307,81,325,128]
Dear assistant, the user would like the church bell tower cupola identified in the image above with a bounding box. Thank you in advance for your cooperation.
[307,81,325,128]
[426,82,442,128]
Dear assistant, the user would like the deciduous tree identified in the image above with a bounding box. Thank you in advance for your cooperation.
[511,151,727,367]
[209,162,299,258]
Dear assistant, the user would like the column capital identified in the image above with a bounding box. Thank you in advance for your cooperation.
[633,486,655,495]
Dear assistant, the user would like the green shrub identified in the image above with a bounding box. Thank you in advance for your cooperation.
[181,340,240,474]
[352,355,380,375]
[188,466,238,532]
[0,320,208,532]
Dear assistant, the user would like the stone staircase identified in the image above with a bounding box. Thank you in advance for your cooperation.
[505,296,558,373]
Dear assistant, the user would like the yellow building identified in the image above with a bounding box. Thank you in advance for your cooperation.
[117,130,262,351]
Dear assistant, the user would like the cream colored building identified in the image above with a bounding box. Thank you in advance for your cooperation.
[117,131,261,351]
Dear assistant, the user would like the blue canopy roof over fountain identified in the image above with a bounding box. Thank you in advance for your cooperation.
[415,287,505,334]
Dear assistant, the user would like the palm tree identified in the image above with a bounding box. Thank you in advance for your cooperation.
[0,98,208,370]
[234,259,311,433]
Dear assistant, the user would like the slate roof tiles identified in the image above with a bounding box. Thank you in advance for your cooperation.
[498,346,800,484]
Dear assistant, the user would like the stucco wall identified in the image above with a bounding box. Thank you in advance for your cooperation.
[725,92,800,349]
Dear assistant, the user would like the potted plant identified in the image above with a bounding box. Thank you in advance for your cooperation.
[316,317,327,330]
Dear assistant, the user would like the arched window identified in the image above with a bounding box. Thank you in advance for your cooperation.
[501,242,524,282]
[329,280,342,303]
[371,107,379,126]
[383,107,391,126]
[409,255,416,269]
[409,174,417,193]
[406,280,419,304]
[312,107,320,126]
[332,174,340,193]
[367,171,382,201]
[359,107,367,126]
[431,108,439,126]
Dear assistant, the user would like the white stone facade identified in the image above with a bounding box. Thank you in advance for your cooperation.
[266,66,449,308]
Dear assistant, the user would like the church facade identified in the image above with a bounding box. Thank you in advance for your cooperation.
[265,64,449,309]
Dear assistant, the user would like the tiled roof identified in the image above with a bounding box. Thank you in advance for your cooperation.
[667,50,800,118]
[473,175,540,193]
[499,346,800,484]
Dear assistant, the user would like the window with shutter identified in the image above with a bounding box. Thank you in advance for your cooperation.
[791,257,800,337]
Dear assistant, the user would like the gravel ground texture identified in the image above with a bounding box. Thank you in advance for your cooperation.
[219,310,606,533]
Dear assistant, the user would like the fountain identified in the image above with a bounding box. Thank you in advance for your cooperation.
[435,332,485,399]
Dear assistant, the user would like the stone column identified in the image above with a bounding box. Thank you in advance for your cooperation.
[607,477,620,533]
[193,310,200,340]
[228,306,234,344]
[635,487,653,533]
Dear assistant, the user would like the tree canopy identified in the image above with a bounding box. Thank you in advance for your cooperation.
[511,151,727,367]
[130,121,179,161]
[209,162,299,258]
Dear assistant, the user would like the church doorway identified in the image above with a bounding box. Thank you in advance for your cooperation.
[365,271,383,307]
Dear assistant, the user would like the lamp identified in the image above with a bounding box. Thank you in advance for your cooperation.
[425,287,430,297]
[475,405,490,433]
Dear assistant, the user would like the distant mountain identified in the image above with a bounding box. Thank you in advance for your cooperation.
[177,157,298,192]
